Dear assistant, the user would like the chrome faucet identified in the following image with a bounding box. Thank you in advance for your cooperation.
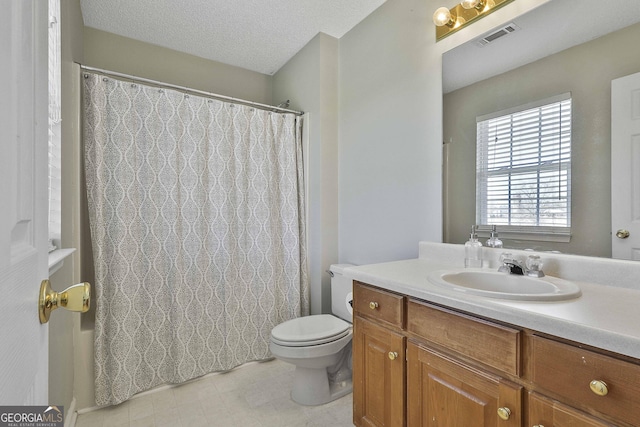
[498,253,545,277]
[498,257,525,275]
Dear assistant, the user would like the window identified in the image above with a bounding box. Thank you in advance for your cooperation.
[47,0,76,274]
[476,93,571,241]
[48,0,61,251]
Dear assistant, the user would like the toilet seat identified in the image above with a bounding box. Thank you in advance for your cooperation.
[271,314,351,347]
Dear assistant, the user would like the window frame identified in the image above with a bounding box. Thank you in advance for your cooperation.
[475,93,572,243]
[48,0,76,276]
[48,0,62,251]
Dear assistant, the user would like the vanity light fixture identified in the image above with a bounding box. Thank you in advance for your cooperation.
[433,0,515,41]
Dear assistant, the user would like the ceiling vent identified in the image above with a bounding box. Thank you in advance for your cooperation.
[476,23,520,47]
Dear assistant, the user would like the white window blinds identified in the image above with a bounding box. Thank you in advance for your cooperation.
[476,94,571,235]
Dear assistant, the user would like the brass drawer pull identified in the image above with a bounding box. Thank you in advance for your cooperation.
[388,351,398,361]
[497,407,511,421]
[369,301,379,310]
[589,380,609,396]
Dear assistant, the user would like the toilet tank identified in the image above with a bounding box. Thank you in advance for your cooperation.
[329,264,355,322]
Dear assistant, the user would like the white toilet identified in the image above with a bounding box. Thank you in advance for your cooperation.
[270,263,354,405]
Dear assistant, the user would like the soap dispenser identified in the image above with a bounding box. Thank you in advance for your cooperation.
[465,225,483,268]
[486,225,503,248]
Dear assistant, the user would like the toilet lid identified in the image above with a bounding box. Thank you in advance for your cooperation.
[271,315,351,346]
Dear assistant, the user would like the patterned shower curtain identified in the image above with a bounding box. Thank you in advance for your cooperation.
[83,72,309,406]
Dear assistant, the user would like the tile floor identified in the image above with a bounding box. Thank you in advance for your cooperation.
[75,359,353,427]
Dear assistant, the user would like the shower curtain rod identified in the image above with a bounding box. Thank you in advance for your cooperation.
[79,64,304,116]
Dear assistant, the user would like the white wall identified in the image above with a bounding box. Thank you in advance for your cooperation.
[338,0,443,265]
[337,0,551,266]
[273,33,340,314]
[271,0,553,301]
[82,27,273,104]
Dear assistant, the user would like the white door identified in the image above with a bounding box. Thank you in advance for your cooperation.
[0,1,50,404]
[612,72,640,260]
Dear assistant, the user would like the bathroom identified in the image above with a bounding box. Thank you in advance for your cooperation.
[2,0,640,425]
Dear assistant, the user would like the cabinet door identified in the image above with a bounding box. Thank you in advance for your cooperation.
[353,317,406,427]
[407,342,522,427]
[528,392,615,427]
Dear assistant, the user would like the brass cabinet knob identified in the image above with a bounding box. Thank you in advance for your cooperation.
[388,351,398,360]
[616,229,630,239]
[533,425,545,427]
[39,279,91,324]
[497,407,511,421]
[589,380,609,396]
[369,301,379,310]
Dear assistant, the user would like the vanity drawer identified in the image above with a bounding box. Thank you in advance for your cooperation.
[407,299,521,377]
[528,392,614,427]
[531,335,640,426]
[353,281,404,329]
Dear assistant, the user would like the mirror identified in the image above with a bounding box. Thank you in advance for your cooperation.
[441,0,640,258]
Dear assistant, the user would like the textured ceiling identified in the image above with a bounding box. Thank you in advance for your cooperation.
[443,0,640,93]
[80,0,387,75]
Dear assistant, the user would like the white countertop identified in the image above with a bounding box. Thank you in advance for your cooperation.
[343,243,640,360]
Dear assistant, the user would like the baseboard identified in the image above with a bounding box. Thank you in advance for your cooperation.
[64,397,77,427]
[76,404,103,415]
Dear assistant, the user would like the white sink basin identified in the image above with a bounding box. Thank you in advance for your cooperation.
[427,269,581,301]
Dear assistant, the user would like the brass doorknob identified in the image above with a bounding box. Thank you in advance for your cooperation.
[388,351,398,360]
[39,280,91,324]
[616,229,630,239]
[589,380,609,396]
[497,407,511,421]
[369,301,379,310]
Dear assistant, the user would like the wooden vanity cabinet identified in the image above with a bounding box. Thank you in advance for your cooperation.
[353,282,406,427]
[352,281,640,427]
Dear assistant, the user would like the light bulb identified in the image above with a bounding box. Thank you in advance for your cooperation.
[433,7,453,27]
[461,0,482,9]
